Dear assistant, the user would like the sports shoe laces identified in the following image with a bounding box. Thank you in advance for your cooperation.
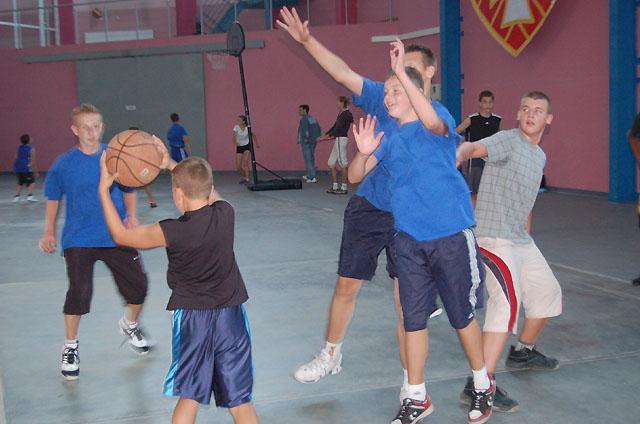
[62,348,78,364]
[305,350,332,373]
[126,326,144,342]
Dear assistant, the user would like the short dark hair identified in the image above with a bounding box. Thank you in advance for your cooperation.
[386,67,424,91]
[338,96,349,108]
[299,104,309,113]
[522,91,552,112]
[20,134,30,145]
[479,90,494,101]
[405,44,437,68]
[238,115,247,125]
[172,157,213,200]
[170,113,180,122]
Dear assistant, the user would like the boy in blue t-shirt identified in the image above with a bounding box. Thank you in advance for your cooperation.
[350,41,495,424]
[13,133,38,202]
[39,104,151,381]
[167,112,191,162]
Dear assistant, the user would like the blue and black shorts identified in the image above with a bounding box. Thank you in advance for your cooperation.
[394,228,485,332]
[164,305,253,407]
[338,195,397,281]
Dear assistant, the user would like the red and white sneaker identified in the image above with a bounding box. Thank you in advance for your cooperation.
[467,377,496,424]
[391,394,434,424]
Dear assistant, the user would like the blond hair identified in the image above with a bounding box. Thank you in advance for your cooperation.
[172,157,214,200]
[71,103,102,124]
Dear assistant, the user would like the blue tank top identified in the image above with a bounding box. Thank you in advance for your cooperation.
[14,144,32,172]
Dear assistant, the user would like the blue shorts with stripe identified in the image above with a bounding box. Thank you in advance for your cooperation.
[164,305,253,407]
[393,229,485,331]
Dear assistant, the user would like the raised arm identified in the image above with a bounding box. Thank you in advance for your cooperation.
[390,40,446,135]
[98,153,166,250]
[349,115,383,183]
[39,200,60,253]
[277,7,364,96]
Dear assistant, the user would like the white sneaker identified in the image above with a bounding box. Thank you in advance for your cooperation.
[302,175,309,181]
[12,195,20,203]
[293,348,342,383]
[27,194,38,202]
[306,177,317,183]
[118,317,151,355]
[61,345,80,380]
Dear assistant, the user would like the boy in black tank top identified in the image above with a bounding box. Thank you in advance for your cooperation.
[456,90,501,206]
[98,144,259,424]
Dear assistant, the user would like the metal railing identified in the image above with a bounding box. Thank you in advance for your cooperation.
[0,0,397,49]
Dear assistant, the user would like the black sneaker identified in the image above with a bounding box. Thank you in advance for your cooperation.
[632,276,640,286]
[61,346,80,380]
[505,345,559,370]
[460,376,519,412]
[467,379,495,424]
[391,396,434,424]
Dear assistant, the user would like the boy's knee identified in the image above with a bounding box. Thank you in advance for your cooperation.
[334,277,361,300]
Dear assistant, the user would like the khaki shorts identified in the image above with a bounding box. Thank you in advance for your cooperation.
[328,136,349,168]
[478,237,562,334]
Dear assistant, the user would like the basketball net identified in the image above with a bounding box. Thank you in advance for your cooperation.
[205,52,228,71]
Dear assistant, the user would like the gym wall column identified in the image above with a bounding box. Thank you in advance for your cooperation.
[58,0,74,45]
[176,0,197,36]
[439,0,462,123]
[335,0,357,25]
[609,0,637,201]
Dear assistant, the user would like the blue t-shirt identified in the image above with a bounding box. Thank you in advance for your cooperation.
[352,78,397,212]
[167,123,188,148]
[374,102,474,242]
[14,144,32,172]
[44,144,131,251]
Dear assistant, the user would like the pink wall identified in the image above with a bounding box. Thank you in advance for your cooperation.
[459,1,609,192]
[0,0,618,193]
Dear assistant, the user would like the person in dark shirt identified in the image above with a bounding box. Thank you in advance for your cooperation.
[318,96,354,194]
[456,90,501,206]
[627,112,640,286]
[98,149,259,424]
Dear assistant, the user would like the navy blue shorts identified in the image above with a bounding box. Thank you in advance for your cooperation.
[164,305,253,407]
[338,195,397,281]
[170,146,189,163]
[394,229,485,331]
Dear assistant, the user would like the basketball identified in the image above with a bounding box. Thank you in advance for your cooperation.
[105,130,163,188]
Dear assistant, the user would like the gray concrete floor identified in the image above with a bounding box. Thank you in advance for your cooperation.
[1,172,639,424]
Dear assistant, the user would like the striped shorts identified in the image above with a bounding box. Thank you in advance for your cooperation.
[393,228,485,331]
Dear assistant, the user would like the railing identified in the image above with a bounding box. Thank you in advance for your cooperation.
[0,0,397,50]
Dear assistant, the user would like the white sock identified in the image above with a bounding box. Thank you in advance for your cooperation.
[65,339,78,348]
[516,341,534,351]
[123,314,137,328]
[402,368,409,387]
[324,341,342,358]
[332,182,339,190]
[472,367,490,391]
[405,382,426,401]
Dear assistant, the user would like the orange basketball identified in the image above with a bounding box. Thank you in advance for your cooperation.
[105,130,163,188]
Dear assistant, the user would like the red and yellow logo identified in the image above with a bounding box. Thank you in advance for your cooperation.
[471,0,557,57]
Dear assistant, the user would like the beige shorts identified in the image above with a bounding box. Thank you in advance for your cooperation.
[328,136,349,168]
[478,237,562,334]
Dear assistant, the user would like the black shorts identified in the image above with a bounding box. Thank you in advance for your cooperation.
[236,144,251,154]
[17,172,34,186]
[63,247,148,315]
[338,195,397,281]
[394,229,485,332]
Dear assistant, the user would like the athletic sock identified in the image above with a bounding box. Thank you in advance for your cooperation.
[516,341,535,351]
[324,341,342,358]
[123,314,137,328]
[405,382,426,401]
[64,339,78,349]
[403,368,409,387]
[472,367,490,391]
[340,183,348,191]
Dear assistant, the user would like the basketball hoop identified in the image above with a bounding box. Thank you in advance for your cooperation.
[205,52,228,71]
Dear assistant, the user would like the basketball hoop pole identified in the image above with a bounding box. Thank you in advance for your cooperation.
[236,53,259,185]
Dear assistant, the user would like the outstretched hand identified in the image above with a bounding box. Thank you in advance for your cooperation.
[390,38,406,76]
[352,115,384,156]
[99,152,117,192]
[276,7,310,44]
